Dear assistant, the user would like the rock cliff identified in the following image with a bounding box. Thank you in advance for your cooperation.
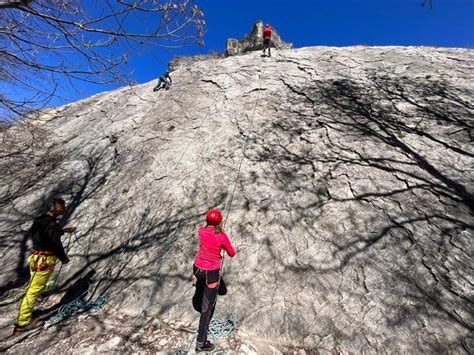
[0,45,472,353]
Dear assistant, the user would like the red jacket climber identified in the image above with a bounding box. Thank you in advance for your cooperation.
[262,24,272,57]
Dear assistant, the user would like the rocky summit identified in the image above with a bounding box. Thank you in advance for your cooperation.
[0,45,473,353]
[225,20,293,56]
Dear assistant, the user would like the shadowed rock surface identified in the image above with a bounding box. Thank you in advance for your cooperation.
[0,45,473,353]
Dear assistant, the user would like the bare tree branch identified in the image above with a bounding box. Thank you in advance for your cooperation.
[0,0,206,121]
[0,0,33,9]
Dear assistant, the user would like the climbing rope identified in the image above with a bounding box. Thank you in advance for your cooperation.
[89,82,206,290]
[136,79,225,320]
[223,79,263,226]
[30,231,105,327]
[45,292,107,327]
[137,67,220,213]
[177,74,263,353]
[208,311,240,340]
[46,231,74,292]
[49,68,219,332]
[91,207,151,298]
[134,213,184,321]
[201,76,263,345]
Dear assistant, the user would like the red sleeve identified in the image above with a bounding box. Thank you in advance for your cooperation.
[220,233,236,257]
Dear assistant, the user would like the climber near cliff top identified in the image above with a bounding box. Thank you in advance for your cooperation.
[153,71,172,91]
[13,197,75,335]
[192,209,236,352]
[262,24,272,57]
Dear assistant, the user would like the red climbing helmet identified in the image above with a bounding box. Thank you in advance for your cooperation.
[206,209,223,226]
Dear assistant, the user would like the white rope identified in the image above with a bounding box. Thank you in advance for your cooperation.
[136,70,225,321]
[201,75,263,345]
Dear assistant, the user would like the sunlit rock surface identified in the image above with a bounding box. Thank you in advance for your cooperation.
[0,45,472,353]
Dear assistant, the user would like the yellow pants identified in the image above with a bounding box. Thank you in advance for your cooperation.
[16,254,57,327]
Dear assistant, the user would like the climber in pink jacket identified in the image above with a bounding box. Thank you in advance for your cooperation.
[192,209,236,352]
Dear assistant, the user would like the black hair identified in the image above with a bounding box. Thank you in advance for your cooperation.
[47,197,65,211]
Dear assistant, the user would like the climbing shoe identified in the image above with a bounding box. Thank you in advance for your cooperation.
[195,340,215,352]
[13,319,44,335]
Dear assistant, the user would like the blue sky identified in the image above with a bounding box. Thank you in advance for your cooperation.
[5,0,474,111]
[99,0,474,100]
[196,0,473,51]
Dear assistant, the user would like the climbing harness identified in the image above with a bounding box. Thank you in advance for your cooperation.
[30,253,56,272]
[0,233,73,307]
[1,231,72,307]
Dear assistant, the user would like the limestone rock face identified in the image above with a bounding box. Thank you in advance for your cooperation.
[0,46,473,353]
[225,20,293,56]
[225,38,240,56]
[169,53,223,71]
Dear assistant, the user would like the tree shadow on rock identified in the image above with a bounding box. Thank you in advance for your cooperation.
[238,72,473,350]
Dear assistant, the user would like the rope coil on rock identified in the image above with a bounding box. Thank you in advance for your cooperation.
[45,292,107,328]
[208,312,240,340]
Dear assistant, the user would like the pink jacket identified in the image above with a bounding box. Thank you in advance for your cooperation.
[194,226,236,270]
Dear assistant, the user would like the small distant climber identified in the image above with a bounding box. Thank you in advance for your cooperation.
[192,209,236,352]
[153,71,172,91]
[262,24,272,57]
[13,197,75,335]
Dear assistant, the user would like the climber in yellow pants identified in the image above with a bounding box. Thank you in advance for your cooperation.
[16,253,58,328]
[14,197,74,335]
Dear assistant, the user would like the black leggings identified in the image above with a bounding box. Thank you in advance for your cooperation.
[192,266,226,344]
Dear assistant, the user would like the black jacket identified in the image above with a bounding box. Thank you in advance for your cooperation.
[160,73,172,84]
[31,214,68,262]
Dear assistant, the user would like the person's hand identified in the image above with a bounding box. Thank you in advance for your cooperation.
[63,258,71,264]
[63,227,76,233]
[192,275,197,286]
